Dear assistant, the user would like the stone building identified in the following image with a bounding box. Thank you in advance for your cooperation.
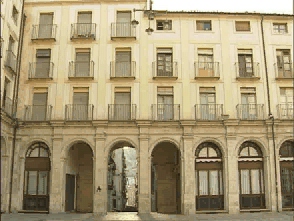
[1,0,293,215]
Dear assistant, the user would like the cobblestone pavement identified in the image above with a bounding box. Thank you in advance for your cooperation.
[1,211,294,221]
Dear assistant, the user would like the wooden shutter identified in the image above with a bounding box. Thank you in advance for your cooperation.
[33,93,48,106]
[39,14,53,38]
[236,21,250,31]
[39,13,53,25]
[78,12,92,23]
[32,92,48,120]
[115,92,131,105]
[157,87,173,95]
[73,92,88,105]
[117,11,131,23]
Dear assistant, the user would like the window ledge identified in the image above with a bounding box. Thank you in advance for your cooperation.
[275,77,294,80]
[68,76,94,80]
[195,76,220,80]
[154,30,176,34]
[195,210,227,214]
[271,33,291,36]
[194,30,215,33]
[236,77,260,80]
[153,76,178,80]
[110,76,135,80]
[240,209,270,213]
[234,31,253,34]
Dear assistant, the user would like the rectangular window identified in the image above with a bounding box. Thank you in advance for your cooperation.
[12,6,18,25]
[156,20,172,30]
[241,88,257,119]
[2,78,11,107]
[73,88,89,120]
[115,49,131,77]
[196,20,212,31]
[77,12,92,36]
[114,88,131,120]
[280,88,293,104]
[273,23,288,34]
[32,90,48,121]
[116,11,131,36]
[157,87,174,120]
[235,21,251,32]
[276,49,292,77]
[198,49,214,75]
[75,49,90,77]
[39,13,53,38]
[157,48,173,77]
[238,49,253,77]
[36,49,51,78]
[200,87,216,120]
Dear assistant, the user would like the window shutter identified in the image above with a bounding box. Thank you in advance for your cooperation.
[39,14,53,25]
[157,48,172,54]
[236,21,250,31]
[76,52,90,62]
[78,12,92,23]
[33,93,48,106]
[117,11,131,23]
[116,51,131,62]
[115,92,131,105]
[73,92,88,105]
[36,49,51,58]
[157,87,173,95]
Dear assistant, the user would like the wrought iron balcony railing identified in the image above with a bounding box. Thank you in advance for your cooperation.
[68,61,94,78]
[235,62,260,78]
[108,104,136,121]
[236,104,264,120]
[152,61,178,78]
[194,62,220,78]
[111,23,136,39]
[71,23,96,39]
[65,104,93,121]
[277,103,293,119]
[195,104,223,120]
[5,50,17,73]
[29,62,54,79]
[2,97,13,116]
[274,63,293,79]
[110,61,136,78]
[151,104,180,121]
[24,105,52,121]
[31,24,57,40]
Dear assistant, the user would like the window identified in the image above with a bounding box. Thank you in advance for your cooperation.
[35,49,51,78]
[199,87,216,120]
[240,88,257,119]
[157,48,173,77]
[75,49,90,77]
[77,12,92,36]
[114,87,131,120]
[238,49,253,77]
[235,21,251,32]
[276,49,292,77]
[156,20,172,30]
[2,78,11,110]
[196,20,212,31]
[273,23,288,34]
[72,88,89,120]
[115,49,131,77]
[198,49,214,76]
[32,89,48,121]
[157,87,174,120]
[38,13,53,38]
[12,6,18,25]
[116,11,132,37]
[279,88,293,119]
[8,36,15,52]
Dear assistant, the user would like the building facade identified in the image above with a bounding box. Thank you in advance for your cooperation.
[1,0,293,215]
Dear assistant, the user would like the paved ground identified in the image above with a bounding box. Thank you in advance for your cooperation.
[1,211,294,221]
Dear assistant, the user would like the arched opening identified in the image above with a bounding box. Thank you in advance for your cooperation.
[238,141,265,209]
[23,142,50,211]
[195,142,224,210]
[65,142,93,212]
[151,141,181,214]
[107,141,137,212]
[279,140,294,210]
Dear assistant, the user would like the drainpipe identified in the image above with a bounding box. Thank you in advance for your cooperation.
[9,0,26,213]
[260,15,279,212]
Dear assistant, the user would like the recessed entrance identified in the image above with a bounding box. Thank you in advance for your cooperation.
[65,142,93,213]
[151,142,181,214]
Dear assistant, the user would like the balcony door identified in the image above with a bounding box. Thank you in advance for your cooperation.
[73,92,89,120]
[157,89,174,121]
[77,12,92,36]
[277,50,292,77]
[200,90,216,120]
[114,92,131,120]
[280,88,293,119]
[115,51,131,77]
[241,91,256,119]
[116,11,131,37]
[38,13,53,39]
[32,93,48,121]
[36,49,51,78]
[157,49,173,77]
[198,49,214,77]
[238,52,253,77]
[75,51,90,77]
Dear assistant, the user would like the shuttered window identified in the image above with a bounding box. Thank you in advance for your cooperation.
[78,12,92,23]
[73,92,89,105]
[32,92,48,121]
[117,11,131,23]
[238,50,253,76]
[276,49,291,71]
[157,48,173,77]
[39,13,53,38]
[35,49,51,78]
[156,20,172,30]
[235,21,251,31]
[280,88,293,104]
[75,49,90,77]
[115,50,131,77]
[196,20,212,31]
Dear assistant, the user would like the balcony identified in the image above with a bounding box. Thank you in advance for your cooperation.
[65,104,94,121]
[108,104,136,121]
[2,97,13,116]
[151,104,180,121]
[194,62,220,79]
[152,62,178,79]
[111,23,136,40]
[236,104,264,120]
[235,62,260,80]
[31,24,57,40]
[70,23,96,40]
[24,105,52,121]
[5,50,17,73]
[110,61,136,79]
[28,62,54,79]
[195,104,223,120]
[274,63,293,80]
[277,103,293,119]
[68,61,94,79]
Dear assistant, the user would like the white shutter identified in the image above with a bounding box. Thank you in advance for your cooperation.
[209,170,219,195]
[199,171,208,195]
[250,169,261,194]
[240,169,250,194]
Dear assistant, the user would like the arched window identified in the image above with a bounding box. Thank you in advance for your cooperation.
[23,142,50,211]
[279,140,294,209]
[238,141,265,209]
[195,142,224,210]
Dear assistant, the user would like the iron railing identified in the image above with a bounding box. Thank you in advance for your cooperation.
[235,62,260,78]
[236,104,264,120]
[277,103,293,119]
[5,50,17,73]
[151,104,180,121]
[110,61,136,78]
[29,62,54,79]
[108,104,136,121]
[65,104,93,121]
[2,97,13,116]
[196,195,224,210]
[111,22,136,38]
[68,61,94,78]
[24,105,52,121]
[240,194,266,209]
[152,61,178,78]
[195,104,223,120]
[194,62,220,78]
[31,24,57,40]
[71,23,96,39]
[274,63,293,78]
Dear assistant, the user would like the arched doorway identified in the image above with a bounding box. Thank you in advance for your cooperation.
[107,141,137,212]
[195,142,224,210]
[238,141,265,209]
[151,141,181,214]
[65,142,93,212]
[23,142,50,211]
[279,140,294,210]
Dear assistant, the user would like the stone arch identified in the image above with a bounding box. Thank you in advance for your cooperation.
[192,137,226,157]
[277,137,294,151]
[235,138,268,157]
[104,137,138,156]
[22,138,52,158]
[149,137,181,156]
[61,137,95,159]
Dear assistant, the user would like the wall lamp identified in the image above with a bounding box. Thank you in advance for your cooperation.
[97,186,102,192]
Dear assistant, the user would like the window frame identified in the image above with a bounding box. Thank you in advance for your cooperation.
[196,20,212,31]
[273,23,288,34]
[235,21,251,32]
[156,20,172,31]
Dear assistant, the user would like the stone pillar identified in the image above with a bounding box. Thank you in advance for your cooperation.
[182,135,195,215]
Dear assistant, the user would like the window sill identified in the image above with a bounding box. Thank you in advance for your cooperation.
[194,30,214,33]
[234,31,253,34]
[195,210,227,214]
[271,32,291,36]
[154,30,176,34]
[236,77,260,80]
[240,209,270,213]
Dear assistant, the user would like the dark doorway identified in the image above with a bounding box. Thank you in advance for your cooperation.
[65,174,75,212]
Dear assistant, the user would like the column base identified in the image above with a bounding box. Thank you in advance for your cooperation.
[183,194,195,215]
[138,194,150,214]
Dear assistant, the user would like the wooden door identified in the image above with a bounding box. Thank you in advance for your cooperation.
[65,174,75,212]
